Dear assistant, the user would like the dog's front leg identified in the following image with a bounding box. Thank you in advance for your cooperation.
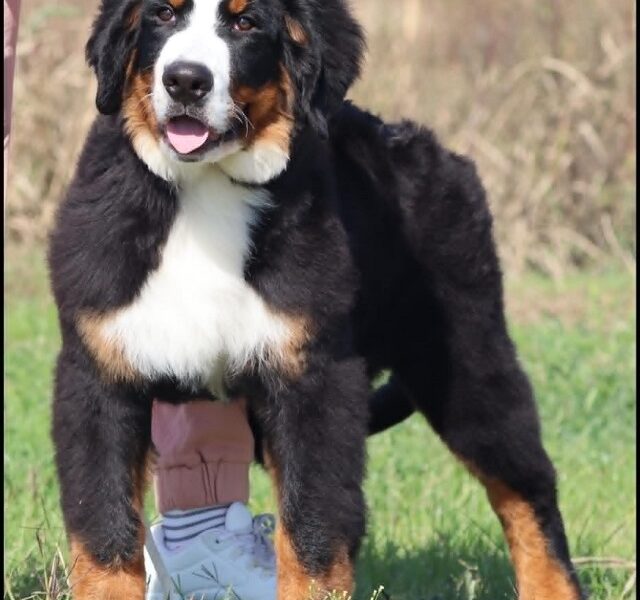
[258,354,369,600]
[53,346,151,600]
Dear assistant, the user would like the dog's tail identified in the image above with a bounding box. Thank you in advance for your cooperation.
[368,375,415,435]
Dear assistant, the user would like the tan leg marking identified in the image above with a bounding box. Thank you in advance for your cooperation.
[68,455,148,599]
[76,312,139,383]
[268,457,354,600]
[69,539,145,600]
[275,527,353,600]
[265,311,311,380]
[486,480,579,600]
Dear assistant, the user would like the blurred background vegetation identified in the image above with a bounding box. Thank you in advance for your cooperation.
[6,0,636,277]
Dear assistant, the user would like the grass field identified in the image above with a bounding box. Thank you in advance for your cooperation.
[4,249,636,600]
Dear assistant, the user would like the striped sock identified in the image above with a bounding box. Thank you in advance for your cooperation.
[162,504,230,551]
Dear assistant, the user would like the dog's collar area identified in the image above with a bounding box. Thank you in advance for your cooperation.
[129,128,289,187]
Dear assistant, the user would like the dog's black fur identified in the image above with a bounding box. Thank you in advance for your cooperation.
[49,0,584,597]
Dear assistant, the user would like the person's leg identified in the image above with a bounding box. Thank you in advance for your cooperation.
[4,0,21,201]
[152,399,253,515]
[146,398,275,600]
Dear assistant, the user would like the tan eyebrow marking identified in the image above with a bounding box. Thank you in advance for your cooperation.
[228,0,248,15]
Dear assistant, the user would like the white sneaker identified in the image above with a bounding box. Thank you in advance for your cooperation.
[145,502,276,600]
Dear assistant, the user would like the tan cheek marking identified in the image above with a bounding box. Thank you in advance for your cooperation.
[284,15,308,45]
[228,0,248,14]
[234,82,281,131]
[77,312,140,384]
[122,66,160,148]
[233,66,295,155]
[168,0,186,9]
[257,117,294,158]
[69,539,145,600]
[485,480,579,600]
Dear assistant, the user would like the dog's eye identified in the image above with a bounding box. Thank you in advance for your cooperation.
[156,6,175,22]
[233,16,255,32]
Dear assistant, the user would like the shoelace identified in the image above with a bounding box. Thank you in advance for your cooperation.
[251,513,276,570]
[219,513,276,572]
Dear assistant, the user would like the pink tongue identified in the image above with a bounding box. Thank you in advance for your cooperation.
[166,117,209,154]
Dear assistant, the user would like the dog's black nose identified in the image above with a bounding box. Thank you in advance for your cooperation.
[162,62,213,104]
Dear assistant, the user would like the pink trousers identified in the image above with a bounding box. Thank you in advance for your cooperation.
[4,1,254,513]
[152,400,253,512]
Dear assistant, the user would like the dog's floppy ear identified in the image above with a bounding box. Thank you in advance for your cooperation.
[86,0,141,115]
[283,0,365,138]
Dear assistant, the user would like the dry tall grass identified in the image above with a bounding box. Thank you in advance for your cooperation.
[6,0,636,277]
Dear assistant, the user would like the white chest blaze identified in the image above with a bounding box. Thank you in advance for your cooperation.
[102,169,291,393]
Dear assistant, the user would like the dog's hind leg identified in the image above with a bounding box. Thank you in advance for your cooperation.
[53,346,151,600]
[393,269,584,598]
[392,273,585,597]
[402,348,584,600]
[379,138,586,599]
[370,354,583,599]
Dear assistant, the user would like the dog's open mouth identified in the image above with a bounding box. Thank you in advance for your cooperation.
[164,116,238,159]
[166,116,213,154]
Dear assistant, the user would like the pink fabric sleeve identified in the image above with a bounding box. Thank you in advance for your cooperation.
[152,399,255,512]
[4,0,20,201]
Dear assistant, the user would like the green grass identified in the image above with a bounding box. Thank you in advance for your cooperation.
[4,249,636,600]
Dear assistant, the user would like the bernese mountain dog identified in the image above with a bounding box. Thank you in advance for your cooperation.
[47,0,584,598]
